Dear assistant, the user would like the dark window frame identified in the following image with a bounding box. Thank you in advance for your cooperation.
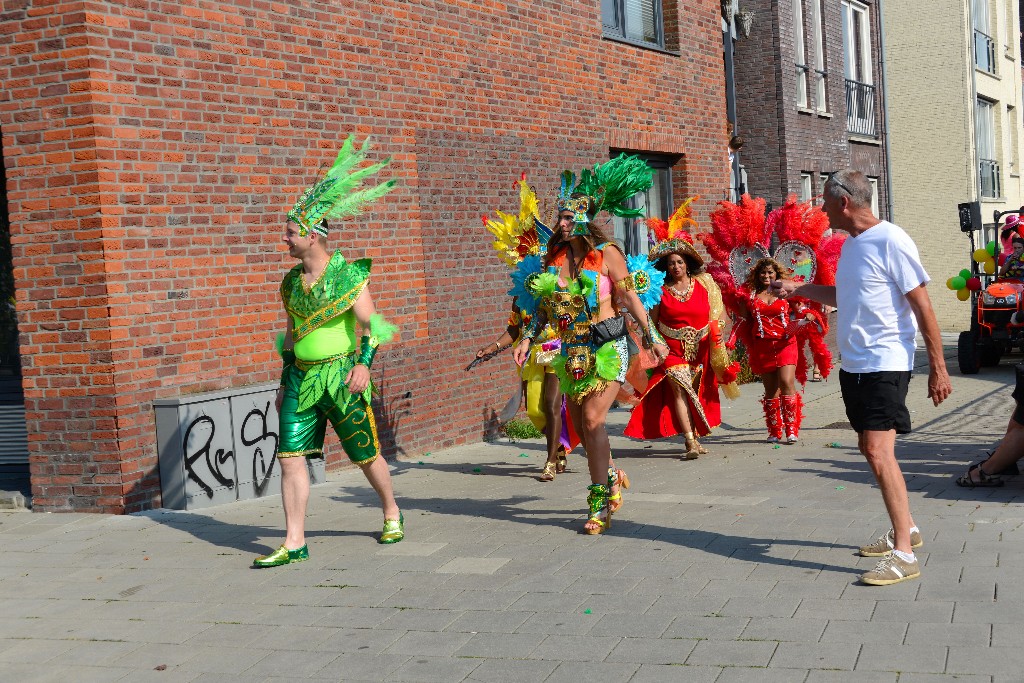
[602,0,667,52]
[609,151,677,257]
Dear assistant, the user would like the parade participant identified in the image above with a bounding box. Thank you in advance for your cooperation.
[254,137,403,568]
[1000,234,1024,279]
[773,169,952,586]
[477,176,572,481]
[701,195,836,445]
[624,198,740,459]
[513,156,669,534]
[739,258,818,443]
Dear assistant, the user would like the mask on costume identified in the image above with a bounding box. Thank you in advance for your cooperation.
[549,291,587,334]
[564,343,595,381]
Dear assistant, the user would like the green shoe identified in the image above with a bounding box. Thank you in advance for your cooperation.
[252,544,308,568]
[379,512,404,544]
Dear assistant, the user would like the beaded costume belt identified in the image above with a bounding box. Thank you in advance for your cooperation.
[657,323,708,362]
[294,351,355,372]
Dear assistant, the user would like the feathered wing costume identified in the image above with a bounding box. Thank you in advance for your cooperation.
[701,194,842,443]
[482,175,581,454]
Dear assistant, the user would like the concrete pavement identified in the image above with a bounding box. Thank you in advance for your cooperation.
[2,346,1024,682]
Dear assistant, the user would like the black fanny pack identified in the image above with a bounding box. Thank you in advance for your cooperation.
[590,316,628,347]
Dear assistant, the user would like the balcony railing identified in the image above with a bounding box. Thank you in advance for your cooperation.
[980,158,1001,198]
[845,79,876,137]
[975,29,996,74]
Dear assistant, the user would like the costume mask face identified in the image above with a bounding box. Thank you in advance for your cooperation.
[549,291,587,334]
[564,343,594,381]
[558,196,593,236]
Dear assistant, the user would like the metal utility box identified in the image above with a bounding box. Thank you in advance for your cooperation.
[154,383,325,510]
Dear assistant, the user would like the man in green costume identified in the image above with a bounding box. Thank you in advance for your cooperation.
[254,138,404,568]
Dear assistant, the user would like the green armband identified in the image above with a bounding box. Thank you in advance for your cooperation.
[356,335,378,368]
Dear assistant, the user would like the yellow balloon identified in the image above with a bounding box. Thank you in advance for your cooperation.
[974,248,990,263]
[984,258,997,274]
[946,277,958,290]
[957,288,971,301]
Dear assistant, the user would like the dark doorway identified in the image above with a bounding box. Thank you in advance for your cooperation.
[0,130,30,503]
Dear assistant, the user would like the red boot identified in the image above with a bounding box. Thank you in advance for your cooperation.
[761,396,783,443]
[781,393,803,444]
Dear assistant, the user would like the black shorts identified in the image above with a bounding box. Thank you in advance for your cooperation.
[839,369,912,434]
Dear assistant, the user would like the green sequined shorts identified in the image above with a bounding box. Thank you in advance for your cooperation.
[278,364,380,465]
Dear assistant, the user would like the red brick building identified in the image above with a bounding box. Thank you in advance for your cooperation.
[0,0,730,512]
[730,0,890,214]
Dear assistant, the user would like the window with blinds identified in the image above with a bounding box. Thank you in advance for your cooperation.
[602,0,665,50]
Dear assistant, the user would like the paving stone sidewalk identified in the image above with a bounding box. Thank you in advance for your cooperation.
[2,347,1023,682]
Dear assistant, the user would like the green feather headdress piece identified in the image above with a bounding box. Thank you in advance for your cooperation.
[287,136,397,237]
[556,154,654,236]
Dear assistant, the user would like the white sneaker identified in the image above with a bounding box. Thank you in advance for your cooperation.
[786,433,798,444]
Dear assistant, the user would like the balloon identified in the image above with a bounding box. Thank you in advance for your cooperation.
[984,258,997,274]
[959,268,973,279]
[987,240,998,256]
[946,277,958,290]
[966,277,982,291]
[974,248,991,263]
[957,288,971,301]
[950,276,967,290]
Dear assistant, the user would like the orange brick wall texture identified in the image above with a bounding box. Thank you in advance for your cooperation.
[0,0,729,512]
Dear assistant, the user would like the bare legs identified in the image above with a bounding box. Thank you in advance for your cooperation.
[567,381,622,533]
[543,372,564,466]
[279,453,400,552]
[859,429,916,554]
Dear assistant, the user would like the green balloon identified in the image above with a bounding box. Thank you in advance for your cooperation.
[951,276,967,290]
[959,269,972,280]
[987,240,997,256]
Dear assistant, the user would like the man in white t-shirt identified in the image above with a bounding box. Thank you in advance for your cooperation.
[772,170,952,586]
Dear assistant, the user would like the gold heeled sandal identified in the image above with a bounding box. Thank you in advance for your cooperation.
[539,460,557,482]
[607,468,630,513]
[555,447,568,474]
[683,432,702,460]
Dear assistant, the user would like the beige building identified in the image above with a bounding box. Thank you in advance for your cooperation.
[883,0,1023,329]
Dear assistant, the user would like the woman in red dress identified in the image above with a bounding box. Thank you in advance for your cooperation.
[739,258,816,444]
[625,231,739,459]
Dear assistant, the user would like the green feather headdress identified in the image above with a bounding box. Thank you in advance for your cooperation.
[574,153,655,219]
[287,136,397,237]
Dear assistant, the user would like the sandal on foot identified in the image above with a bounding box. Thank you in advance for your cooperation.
[584,483,611,535]
[539,461,557,482]
[556,448,568,474]
[956,462,1004,488]
[607,468,630,513]
[683,433,701,460]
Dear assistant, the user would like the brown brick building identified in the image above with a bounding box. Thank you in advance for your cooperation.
[0,0,730,512]
[730,0,889,214]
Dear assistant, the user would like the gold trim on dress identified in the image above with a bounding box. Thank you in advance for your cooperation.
[665,364,711,432]
[278,448,323,459]
[657,323,708,362]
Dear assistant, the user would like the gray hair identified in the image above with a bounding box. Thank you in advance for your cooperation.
[823,169,873,208]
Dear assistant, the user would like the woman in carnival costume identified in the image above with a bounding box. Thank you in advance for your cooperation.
[701,195,839,445]
[512,155,668,534]
[475,175,576,480]
[254,137,403,568]
[624,198,741,459]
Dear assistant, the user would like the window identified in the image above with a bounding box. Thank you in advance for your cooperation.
[819,173,829,203]
[811,0,828,112]
[1009,105,1020,174]
[868,177,880,216]
[976,97,1001,198]
[603,0,664,49]
[799,173,812,201]
[611,154,674,256]
[973,0,996,73]
[842,1,876,136]
[794,0,809,108]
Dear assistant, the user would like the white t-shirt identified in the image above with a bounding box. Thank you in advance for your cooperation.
[834,221,929,372]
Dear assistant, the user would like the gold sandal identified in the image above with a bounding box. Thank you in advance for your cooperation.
[607,468,630,513]
[683,432,702,460]
[539,460,557,482]
[555,448,568,474]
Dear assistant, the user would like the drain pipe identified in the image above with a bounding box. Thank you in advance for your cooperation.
[876,0,895,221]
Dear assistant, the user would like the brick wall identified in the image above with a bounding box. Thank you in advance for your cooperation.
[0,0,730,512]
